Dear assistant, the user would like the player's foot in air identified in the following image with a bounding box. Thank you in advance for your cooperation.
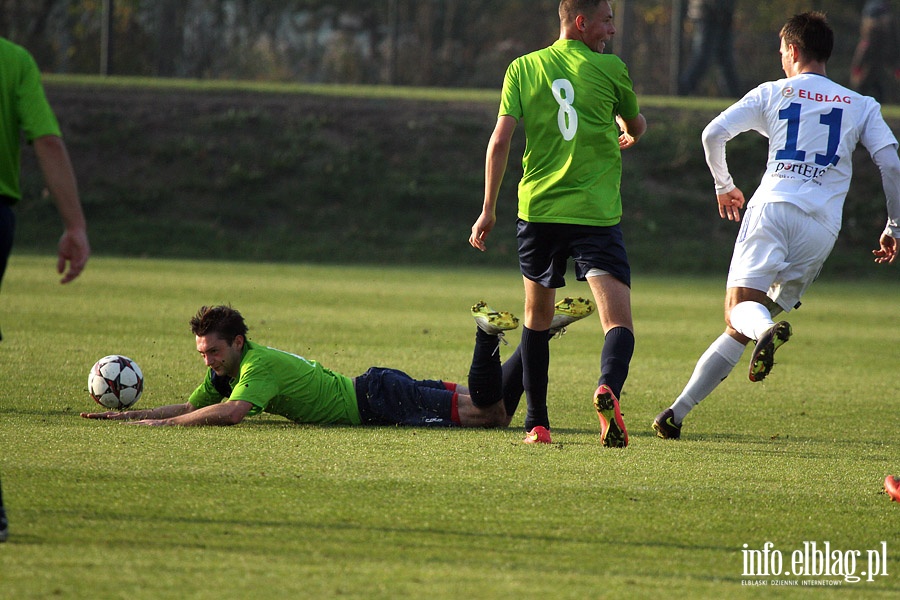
[549,296,595,337]
[523,425,552,444]
[594,385,628,448]
[472,301,519,344]
[885,475,900,503]
[748,321,792,382]
[652,408,682,440]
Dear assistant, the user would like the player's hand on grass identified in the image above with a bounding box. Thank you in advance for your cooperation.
[717,188,745,222]
[124,419,171,426]
[873,234,898,265]
[80,410,135,420]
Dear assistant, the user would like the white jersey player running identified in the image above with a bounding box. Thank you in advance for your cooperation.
[653,11,900,440]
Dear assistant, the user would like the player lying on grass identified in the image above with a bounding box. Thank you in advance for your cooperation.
[81,301,593,429]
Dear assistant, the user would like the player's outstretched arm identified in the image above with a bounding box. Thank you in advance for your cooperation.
[81,402,195,421]
[126,400,252,427]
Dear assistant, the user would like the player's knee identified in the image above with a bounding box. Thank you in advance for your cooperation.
[489,402,512,427]
[477,401,510,428]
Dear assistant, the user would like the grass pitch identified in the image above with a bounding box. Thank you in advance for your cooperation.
[1,255,898,599]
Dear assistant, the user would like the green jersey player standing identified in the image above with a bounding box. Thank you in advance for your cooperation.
[1,35,91,545]
[469,0,646,447]
[0,37,91,335]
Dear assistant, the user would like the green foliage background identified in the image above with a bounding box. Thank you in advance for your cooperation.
[14,77,900,281]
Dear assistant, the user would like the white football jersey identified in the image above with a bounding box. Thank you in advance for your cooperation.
[710,73,898,236]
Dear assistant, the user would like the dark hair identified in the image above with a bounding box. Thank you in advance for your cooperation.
[190,305,248,344]
[780,12,833,63]
[559,0,605,24]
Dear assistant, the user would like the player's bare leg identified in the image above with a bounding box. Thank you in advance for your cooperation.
[456,389,511,427]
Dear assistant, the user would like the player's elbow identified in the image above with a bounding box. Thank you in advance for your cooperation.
[624,113,647,139]
[225,413,245,426]
[700,122,718,148]
[223,400,252,425]
[488,133,512,158]
[32,134,68,159]
[878,150,900,180]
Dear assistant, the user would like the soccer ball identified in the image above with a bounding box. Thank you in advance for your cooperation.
[88,355,144,409]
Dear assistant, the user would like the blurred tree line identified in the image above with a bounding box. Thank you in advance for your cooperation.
[0,0,886,97]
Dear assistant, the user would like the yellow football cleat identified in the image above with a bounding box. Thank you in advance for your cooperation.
[471,301,519,337]
[549,296,595,337]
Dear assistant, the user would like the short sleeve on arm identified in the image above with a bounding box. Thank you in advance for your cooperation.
[16,49,61,141]
[226,365,279,417]
[498,60,523,120]
[614,63,640,120]
[187,370,226,409]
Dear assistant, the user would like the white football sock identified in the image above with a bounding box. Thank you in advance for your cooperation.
[729,301,775,341]
[670,333,746,423]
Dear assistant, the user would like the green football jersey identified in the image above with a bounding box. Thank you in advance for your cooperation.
[0,37,62,201]
[188,341,361,425]
[499,39,640,226]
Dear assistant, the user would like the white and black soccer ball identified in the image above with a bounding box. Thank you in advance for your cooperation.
[88,355,144,409]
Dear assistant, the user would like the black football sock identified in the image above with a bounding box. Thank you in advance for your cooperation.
[521,326,550,431]
[500,344,525,417]
[598,326,634,399]
[500,330,556,419]
[467,328,504,408]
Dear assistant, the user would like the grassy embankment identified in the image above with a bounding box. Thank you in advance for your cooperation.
[13,75,899,279]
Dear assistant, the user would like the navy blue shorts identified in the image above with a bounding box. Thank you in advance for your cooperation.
[516,219,631,289]
[354,367,459,427]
